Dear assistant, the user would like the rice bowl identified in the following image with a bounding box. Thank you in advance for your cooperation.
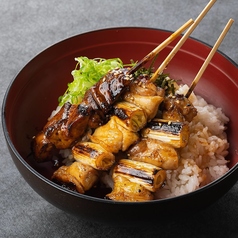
[2,27,238,225]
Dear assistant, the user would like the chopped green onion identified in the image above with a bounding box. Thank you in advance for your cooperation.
[58,57,125,106]
[58,56,176,106]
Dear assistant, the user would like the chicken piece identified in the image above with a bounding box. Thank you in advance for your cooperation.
[113,101,147,132]
[162,94,197,122]
[106,175,154,202]
[123,79,164,121]
[32,102,91,162]
[72,141,115,170]
[32,131,56,162]
[90,116,139,154]
[44,102,91,149]
[52,161,99,194]
[90,68,133,113]
[127,138,179,170]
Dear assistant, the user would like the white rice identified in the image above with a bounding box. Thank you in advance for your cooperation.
[155,85,229,199]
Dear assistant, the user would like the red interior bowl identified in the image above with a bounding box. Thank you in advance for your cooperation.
[2,27,238,225]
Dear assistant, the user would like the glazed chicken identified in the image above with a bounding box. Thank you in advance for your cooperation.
[162,94,197,122]
[127,138,179,170]
[34,62,198,201]
[52,161,99,194]
[33,68,133,162]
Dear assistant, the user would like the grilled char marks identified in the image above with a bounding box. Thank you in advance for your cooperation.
[113,107,128,120]
[117,162,159,181]
[147,120,184,135]
[82,90,106,128]
[74,143,98,158]
[90,68,133,114]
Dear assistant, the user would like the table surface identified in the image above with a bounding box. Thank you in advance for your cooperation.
[1,0,238,237]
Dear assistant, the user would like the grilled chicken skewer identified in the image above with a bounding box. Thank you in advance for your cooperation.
[52,68,200,198]
[32,19,194,162]
[52,76,167,195]
[33,1,219,162]
[106,75,201,201]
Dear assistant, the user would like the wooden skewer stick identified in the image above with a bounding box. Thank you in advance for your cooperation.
[128,18,194,74]
[149,0,217,82]
[185,18,234,98]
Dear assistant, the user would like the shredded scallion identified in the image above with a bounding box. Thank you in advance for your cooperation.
[58,57,125,106]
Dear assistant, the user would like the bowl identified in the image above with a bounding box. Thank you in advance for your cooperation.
[2,27,238,226]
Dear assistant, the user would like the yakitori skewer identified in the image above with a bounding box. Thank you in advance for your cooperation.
[33,19,196,161]
[149,0,217,82]
[33,1,218,162]
[185,18,234,98]
[128,18,194,74]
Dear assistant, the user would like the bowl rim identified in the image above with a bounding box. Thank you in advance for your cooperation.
[2,26,238,205]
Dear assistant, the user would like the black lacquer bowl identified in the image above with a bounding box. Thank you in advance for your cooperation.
[2,27,238,225]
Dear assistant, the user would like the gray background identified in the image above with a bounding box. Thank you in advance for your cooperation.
[0,0,237,237]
